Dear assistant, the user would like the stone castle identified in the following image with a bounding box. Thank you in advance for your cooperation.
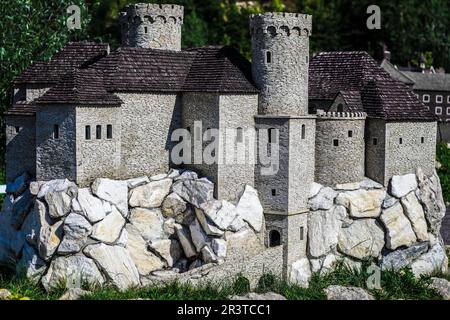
[5,4,439,279]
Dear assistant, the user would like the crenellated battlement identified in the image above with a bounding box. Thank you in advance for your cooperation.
[250,12,312,37]
[119,3,184,25]
[316,110,367,119]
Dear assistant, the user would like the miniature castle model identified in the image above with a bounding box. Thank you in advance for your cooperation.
[5,4,437,277]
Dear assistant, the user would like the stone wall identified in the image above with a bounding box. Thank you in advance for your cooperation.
[116,92,181,179]
[75,105,122,186]
[36,105,77,182]
[315,115,365,186]
[5,116,36,182]
[251,13,312,116]
[365,118,386,185]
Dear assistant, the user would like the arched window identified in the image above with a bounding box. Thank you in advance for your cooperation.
[269,230,281,247]
[301,124,306,139]
[337,104,344,112]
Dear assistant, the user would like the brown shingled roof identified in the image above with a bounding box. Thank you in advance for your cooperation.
[4,101,36,116]
[338,91,363,112]
[35,69,122,105]
[14,42,109,84]
[309,51,436,121]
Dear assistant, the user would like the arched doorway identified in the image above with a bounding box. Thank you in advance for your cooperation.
[269,230,281,247]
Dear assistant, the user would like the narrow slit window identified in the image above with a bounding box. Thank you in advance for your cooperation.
[144,26,148,33]
[306,55,309,64]
[96,125,102,139]
[266,51,272,64]
[271,189,276,196]
[85,125,91,140]
[53,124,60,139]
[107,125,113,139]
[348,130,353,138]
[421,137,425,144]
[373,138,378,145]
[300,226,304,241]
[301,124,306,139]
[399,137,403,144]
[14,126,20,134]
[236,127,243,143]
[333,139,339,147]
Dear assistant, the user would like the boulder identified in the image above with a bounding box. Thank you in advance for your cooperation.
[41,254,105,292]
[309,182,323,198]
[161,192,187,218]
[335,189,385,218]
[150,173,168,181]
[129,208,165,242]
[11,189,33,229]
[15,243,46,281]
[125,224,165,276]
[45,191,72,219]
[91,178,128,217]
[194,207,225,236]
[429,277,450,300]
[174,224,197,258]
[174,170,198,181]
[389,173,417,198]
[84,243,140,291]
[149,239,182,267]
[201,245,218,263]
[360,178,383,189]
[308,187,337,211]
[229,292,286,300]
[91,207,125,244]
[310,254,338,275]
[129,179,172,209]
[324,285,374,300]
[172,177,214,208]
[308,205,346,258]
[380,203,417,250]
[77,188,106,223]
[290,258,311,288]
[38,220,63,261]
[58,213,92,254]
[6,172,29,195]
[211,238,227,261]
[380,242,429,271]
[234,186,264,232]
[200,200,237,231]
[409,243,447,277]
[189,218,210,252]
[126,176,150,189]
[20,199,50,247]
[37,179,77,199]
[400,192,428,241]
[337,219,385,260]
[59,288,91,300]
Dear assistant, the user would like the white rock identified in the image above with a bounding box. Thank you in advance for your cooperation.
[15,243,46,282]
[335,189,385,218]
[91,206,125,244]
[161,192,187,218]
[125,224,165,276]
[211,238,227,261]
[91,178,128,217]
[126,176,150,189]
[200,200,237,230]
[308,205,346,257]
[149,239,182,267]
[6,172,29,194]
[409,243,447,277]
[172,177,214,208]
[58,213,92,254]
[400,192,429,241]
[429,277,450,300]
[338,219,385,260]
[45,191,72,219]
[59,288,91,300]
[309,182,322,198]
[389,173,417,198]
[116,228,128,247]
[167,168,181,179]
[41,255,105,292]
[29,181,42,196]
[308,187,337,211]
[20,199,49,247]
[84,243,140,291]
[382,195,398,209]
[225,228,264,261]
[334,181,360,191]
[129,179,172,209]
[129,208,165,242]
[290,258,311,288]
[71,198,82,213]
[38,220,63,261]
[201,245,218,263]
[324,285,374,300]
[380,203,417,250]
[77,188,106,223]
[234,185,264,232]
[174,170,198,181]
[230,292,287,300]
[174,224,197,258]
[194,207,225,236]
[360,178,383,189]
[163,218,176,238]
[189,218,210,252]
[150,173,168,181]
[37,179,77,199]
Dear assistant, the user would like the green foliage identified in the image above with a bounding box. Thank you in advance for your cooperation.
[232,275,251,295]
[436,142,450,203]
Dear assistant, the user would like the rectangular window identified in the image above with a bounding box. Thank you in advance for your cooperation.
[348,130,353,138]
[436,95,443,103]
[144,26,148,33]
[85,125,91,140]
[266,51,272,64]
[436,107,443,115]
[14,126,20,134]
[301,124,306,139]
[447,107,450,115]
[306,56,309,64]
[423,94,430,103]
[373,138,378,145]
[107,125,113,139]
[96,125,101,139]
[300,226,304,241]
[271,189,276,196]
[236,127,243,143]
[333,139,339,147]
[399,137,403,144]
[421,137,425,144]
[53,124,60,139]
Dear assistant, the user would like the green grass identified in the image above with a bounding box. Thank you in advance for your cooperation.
[0,262,446,300]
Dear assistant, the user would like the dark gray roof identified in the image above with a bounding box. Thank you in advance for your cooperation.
[339,91,363,112]
[309,51,436,121]
[380,59,415,86]
[402,71,450,92]
[4,101,36,116]
[35,69,122,105]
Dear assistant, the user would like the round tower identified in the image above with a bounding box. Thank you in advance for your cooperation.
[119,3,184,51]
[250,13,312,116]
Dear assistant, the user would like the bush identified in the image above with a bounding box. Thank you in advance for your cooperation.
[232,275,250,295]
